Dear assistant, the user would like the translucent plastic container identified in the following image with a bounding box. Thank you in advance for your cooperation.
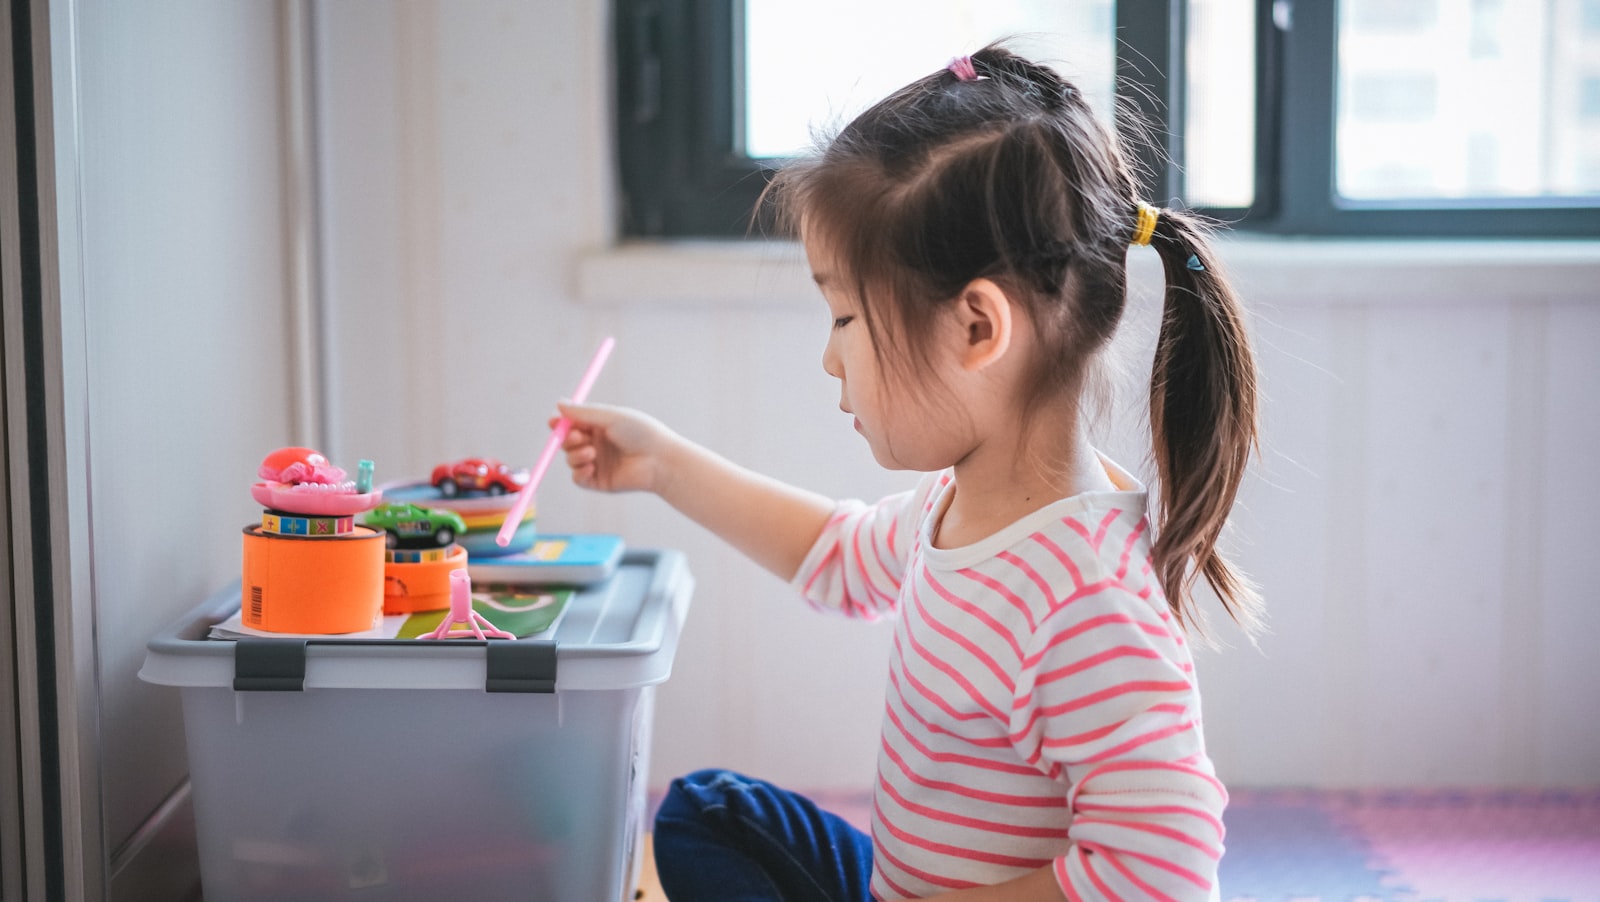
[140,549,691,902]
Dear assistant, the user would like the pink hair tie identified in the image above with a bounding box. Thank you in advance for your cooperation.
[948,56,979,82]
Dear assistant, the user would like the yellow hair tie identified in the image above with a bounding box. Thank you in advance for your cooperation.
[1131,201,1159,247]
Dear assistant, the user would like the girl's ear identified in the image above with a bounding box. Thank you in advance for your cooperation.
[953,278,1014,372]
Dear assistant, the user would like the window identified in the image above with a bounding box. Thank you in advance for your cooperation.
[743,3,1116,160]
[615,0,1600,238]
[1185,0,1257,208]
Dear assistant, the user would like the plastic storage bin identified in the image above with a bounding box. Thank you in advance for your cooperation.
[140,549,692,902]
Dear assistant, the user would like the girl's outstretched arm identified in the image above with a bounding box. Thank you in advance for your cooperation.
[556,401,836,582]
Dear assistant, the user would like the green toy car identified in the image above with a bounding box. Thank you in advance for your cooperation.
[363,502,468,550]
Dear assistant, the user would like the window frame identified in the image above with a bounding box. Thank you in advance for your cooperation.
[616,0,773,237]
[615,0,1600,240]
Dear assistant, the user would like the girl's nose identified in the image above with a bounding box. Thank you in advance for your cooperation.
[821,338,842,379]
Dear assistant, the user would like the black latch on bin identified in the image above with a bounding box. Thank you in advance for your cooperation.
[230,636,556,693]
[233,638,308,692]
[485,640,558,693]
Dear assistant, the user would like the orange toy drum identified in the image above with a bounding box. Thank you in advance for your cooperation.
[382,545,469,614]
[240,525,385,633]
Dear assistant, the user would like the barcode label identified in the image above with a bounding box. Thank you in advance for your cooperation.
[249,585,264,626]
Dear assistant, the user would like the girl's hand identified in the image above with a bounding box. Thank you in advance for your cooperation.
[554,401,674,494]
[557,400,835,581]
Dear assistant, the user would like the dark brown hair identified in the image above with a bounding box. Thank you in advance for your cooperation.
[765,44,1261,634]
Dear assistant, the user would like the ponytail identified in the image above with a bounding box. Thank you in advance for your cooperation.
[1145,208,1263,635]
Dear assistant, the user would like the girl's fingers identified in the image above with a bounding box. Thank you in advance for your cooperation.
[556,400,608,425]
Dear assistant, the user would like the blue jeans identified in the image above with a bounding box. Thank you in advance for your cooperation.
[653,769,874,902]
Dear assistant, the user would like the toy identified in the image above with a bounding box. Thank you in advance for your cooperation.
[497,336,615,547]
[243,447,386,634]
[241,524,386,633]
[415,569,514,640]
[251,447,381,516]
[381,543,469,614]
[430,457,530,497]
[375,479,538,557]
[260,511,355,536]
[362,502,468,550]
[259,446,346,485]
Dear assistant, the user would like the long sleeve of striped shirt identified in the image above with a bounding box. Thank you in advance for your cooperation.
[791,464,1227,901]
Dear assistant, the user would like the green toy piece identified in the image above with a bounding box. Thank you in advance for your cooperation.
[363,502,468,550]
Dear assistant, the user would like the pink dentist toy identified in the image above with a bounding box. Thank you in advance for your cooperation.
[250,447,382,516]
[495,336,616,547]
[417,569,513,640]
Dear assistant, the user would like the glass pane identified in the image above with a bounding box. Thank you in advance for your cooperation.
[743,0,1115,160]
[1337,0,1600,201]
[1185,0,1257,208]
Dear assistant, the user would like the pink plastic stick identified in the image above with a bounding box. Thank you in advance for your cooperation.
[496,336,616,546]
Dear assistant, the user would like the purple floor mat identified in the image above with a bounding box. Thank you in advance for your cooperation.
[1221,788,1600,902]
[1219,790,1398,899]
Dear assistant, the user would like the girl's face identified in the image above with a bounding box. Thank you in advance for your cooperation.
[805,231,974,472]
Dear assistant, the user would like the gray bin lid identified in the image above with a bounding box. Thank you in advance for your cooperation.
[139,549,692,693]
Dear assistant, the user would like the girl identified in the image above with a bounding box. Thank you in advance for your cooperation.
[559,45,1259,902]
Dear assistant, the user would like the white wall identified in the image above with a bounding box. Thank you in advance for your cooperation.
[1195,287,1600,785]
[65,0,300,893]
[321,1,1600,793]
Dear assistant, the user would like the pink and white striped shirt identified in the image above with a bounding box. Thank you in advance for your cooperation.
[791,461,1226,901]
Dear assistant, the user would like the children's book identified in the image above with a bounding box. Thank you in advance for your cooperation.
[209,584,574,641]
[466,533,624,585]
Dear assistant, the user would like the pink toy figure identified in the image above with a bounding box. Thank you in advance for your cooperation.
[417,569,513,640]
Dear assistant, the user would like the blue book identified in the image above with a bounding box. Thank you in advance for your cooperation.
[465,534,625,585]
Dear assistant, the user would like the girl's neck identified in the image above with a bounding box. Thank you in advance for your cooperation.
[932,417,1116,550]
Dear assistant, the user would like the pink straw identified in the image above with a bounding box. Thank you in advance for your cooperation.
[496,336,616,547]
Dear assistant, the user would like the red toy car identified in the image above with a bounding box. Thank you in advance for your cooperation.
[430,457,529,497]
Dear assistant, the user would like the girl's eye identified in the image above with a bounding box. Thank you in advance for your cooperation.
[832,315,854,330]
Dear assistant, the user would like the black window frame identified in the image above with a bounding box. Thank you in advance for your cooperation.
[615,0,1600,239]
